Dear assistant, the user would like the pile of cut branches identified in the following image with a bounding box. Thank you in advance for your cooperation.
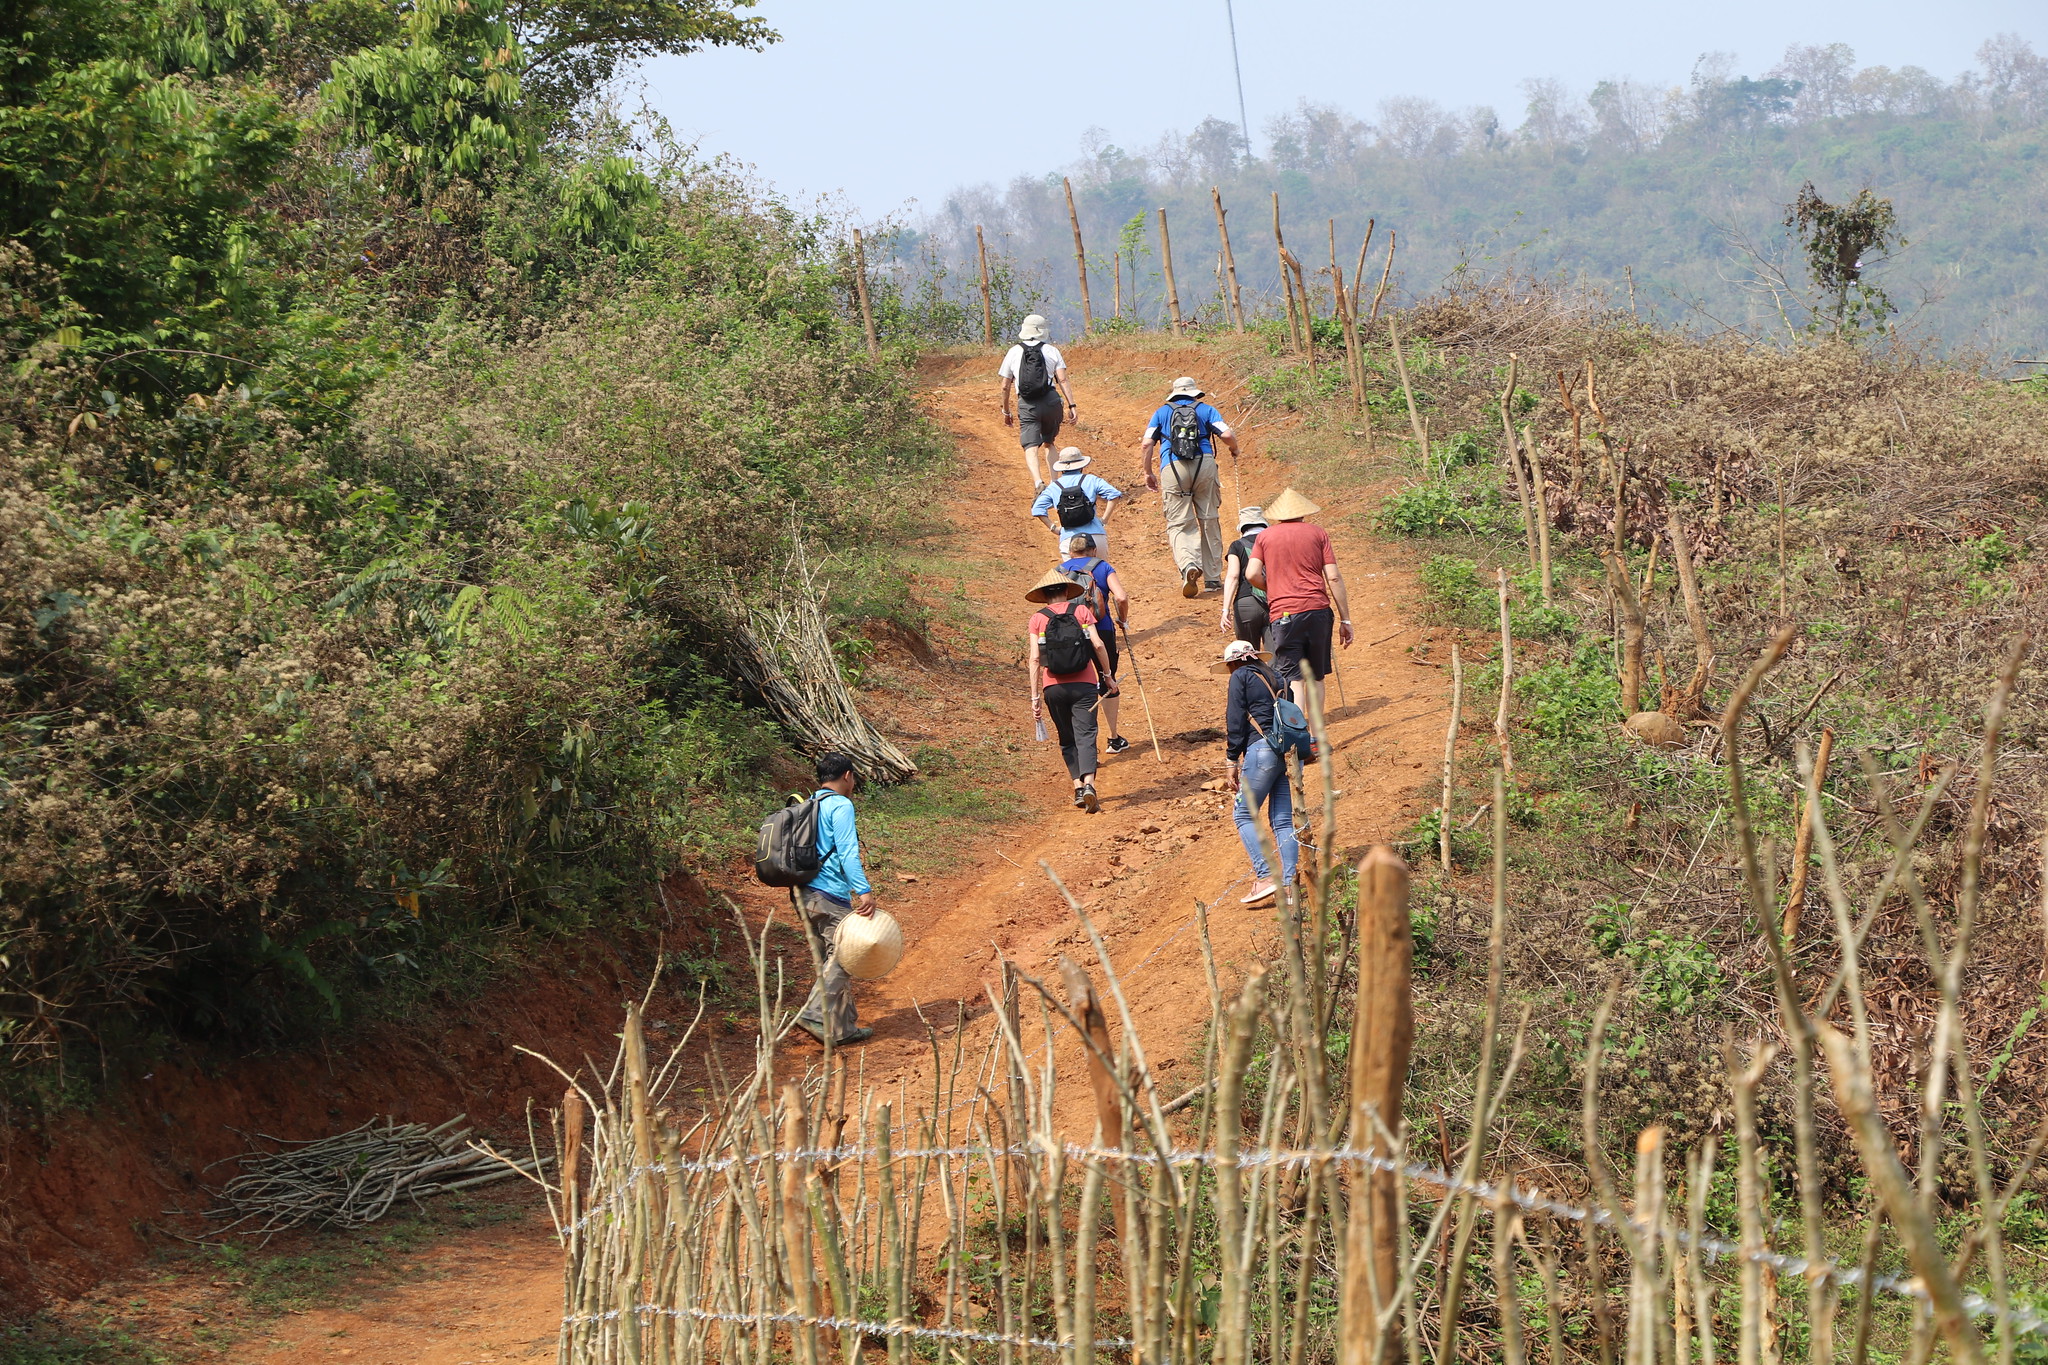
[200,1115,543,1240]
[723,534,918,784]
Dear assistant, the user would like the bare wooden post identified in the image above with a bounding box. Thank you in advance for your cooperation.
[1001,961,1030,1201]
[849,228,879,362]
[1388,318,1428,455]
[1274,192,1303,352]
[1666,510,1713,714]
[1366,229,1396,328]
[1781,728,1836,942]
[1440,644,1462,872]
[1213,187,1244,330]
[1157,208,1183,334]
[1525,425,1554,605]
[1288,251,1317,368]
[1604,550,1647,714]
[1341,846,1413,1365]
[1351,220,1376,318]
[1063,178,1093,334]
[1113,252,1122,320]
[1334,256,1365,412]
[1499,354,1537,570]
[974,224,995,347]
[1494,568,1515,776]
[780,1082,819,1365]
[1058,955,1130,1244]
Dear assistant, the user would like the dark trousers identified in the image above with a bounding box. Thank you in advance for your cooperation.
[1232,594,1270,647]
[1043,681,1100,781]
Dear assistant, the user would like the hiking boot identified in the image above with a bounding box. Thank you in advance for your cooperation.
[1181,566,1202,598]
[1241,879,1277,904]
[834,1027,875,1046]
[1081,783,1101,813]
[1105,735,1131,754]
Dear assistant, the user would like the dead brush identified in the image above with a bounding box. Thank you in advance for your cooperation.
[519,666,2048,1365]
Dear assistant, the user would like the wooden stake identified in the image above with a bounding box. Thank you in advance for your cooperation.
[1113,252,1122,321]
[1499,355,1537,570]
[1058,956,1130,1244]
[1063,178,1093,334]
[1157,208,1183,334]
[1214,187,1244,330]
[1667,510,1714,716]
[1287,250,1316,369]
[850,228,879,362]
[1273,192,1302,352]
[1388,317,1427,454]
[1525,425,1554,604]
[1441,643,1462,872]
[1333,255,1366,412]
[1604,550,1647,714]
[1340,847,1413,1365]
[1775,459,1789,621]
[1352,219,1376,319]
[975,224,994,347]
[1494,568,1515,775]
[1366,229,1396,328]
[1328,219,1341,320]
[1557,369,1585,499]
[1781,727,1835,942]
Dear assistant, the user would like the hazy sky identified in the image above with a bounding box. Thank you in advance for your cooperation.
[634,0,2048,222]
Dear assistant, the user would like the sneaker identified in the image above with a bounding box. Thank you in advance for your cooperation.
[1241,879,1277,904]
[1181,566,1202,598]
[1073,787,1087,808]
[1105,735,1131,754]
[1204,577,1222,592]
[1082,783,1100,813]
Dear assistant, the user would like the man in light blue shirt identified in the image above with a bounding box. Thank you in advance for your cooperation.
[1030,448,1124,561]
[797,752,876,1046]
[1139,377,1240,597]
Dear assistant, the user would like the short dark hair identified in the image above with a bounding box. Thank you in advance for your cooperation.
[816,752,857,784]
[1068,532,1096,552]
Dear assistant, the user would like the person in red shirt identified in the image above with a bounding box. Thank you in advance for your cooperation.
[1025,567,1117,813]
[1246,487,1354,708]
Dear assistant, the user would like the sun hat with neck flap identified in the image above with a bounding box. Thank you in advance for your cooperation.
[1051,448,1090,472]
[1019,315,1051,343]
[1237,505,1269,533]
[1025,567,1089,603]
[1264,487,1321,522]
[1167,376,1204,399]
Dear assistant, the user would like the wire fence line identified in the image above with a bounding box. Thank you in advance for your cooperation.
[545,1135,2048,1339]
[558,1303,1136,1353]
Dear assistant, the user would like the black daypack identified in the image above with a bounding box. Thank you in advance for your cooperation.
[1167,401,1208,463]
[1054,475,1095,529]
[1018,342,1055,401]
[1039,601,1094,675]
[754,793,823,887]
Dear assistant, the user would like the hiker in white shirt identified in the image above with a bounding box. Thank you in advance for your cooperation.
[998,315,1078,489]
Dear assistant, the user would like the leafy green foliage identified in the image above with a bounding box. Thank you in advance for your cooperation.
[1784,181,1905,336]
[1515,643,1623,741]
[325,0,529,179]
[1586,898,1725,1014]
[506,0,777,113]
[1376,478,1509,537]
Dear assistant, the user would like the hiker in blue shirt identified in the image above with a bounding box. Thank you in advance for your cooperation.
[797,753,876,1046]
[1060,532,1133,755]
[1139,377,1240,598]
[1031,448,1123,560]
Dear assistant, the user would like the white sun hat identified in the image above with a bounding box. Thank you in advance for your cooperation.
[835,909,905,980]
[1019,315,1051,342]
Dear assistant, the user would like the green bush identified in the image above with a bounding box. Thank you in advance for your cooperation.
[1516,643,1623,742]
[1586,897,1725,1014]
[1418,555,1487,612]
[1376,479,1509,537]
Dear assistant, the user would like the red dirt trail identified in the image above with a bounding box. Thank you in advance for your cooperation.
[43,344,1448,1363]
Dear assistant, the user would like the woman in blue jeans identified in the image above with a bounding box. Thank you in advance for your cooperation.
[1218,639,1300,903]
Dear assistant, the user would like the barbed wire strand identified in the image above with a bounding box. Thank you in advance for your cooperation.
[560,1303,1132,1353]
[555,1138,2048,1337]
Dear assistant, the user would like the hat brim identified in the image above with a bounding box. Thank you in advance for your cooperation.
[1264,488,1322,521]
[1210,651,1271,674]
[1025,582,1085,603]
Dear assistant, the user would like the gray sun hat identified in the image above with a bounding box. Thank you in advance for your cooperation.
[1237,506,1269,533]
[1168,376,1204,399]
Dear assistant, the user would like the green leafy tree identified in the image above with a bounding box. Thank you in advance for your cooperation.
[1784,181,1905,337]
[0,0,299,390]
[324,0,530,181]
[504,0,777,113]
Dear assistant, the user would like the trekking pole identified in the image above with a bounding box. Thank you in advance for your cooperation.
[1117,618,1165,763]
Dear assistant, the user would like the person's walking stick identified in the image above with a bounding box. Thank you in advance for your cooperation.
[1117,618,1165,762]
[1228,450,1243,524]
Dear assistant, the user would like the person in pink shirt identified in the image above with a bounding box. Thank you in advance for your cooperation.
[1246,487,1354,708]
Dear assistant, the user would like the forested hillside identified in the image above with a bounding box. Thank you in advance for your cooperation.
[0,0,944,1084]
[917,36,2048,356]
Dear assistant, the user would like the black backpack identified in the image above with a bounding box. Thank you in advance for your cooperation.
[1167,401,1208,463]
[1018,342,1055,401]
[1039,600,1094,675]
[754,793,823,887]
[1054,474,1095,529]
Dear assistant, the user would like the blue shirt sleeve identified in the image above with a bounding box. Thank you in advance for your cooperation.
[1031,485,1056,515]
[1088,474,1123,502]
[817,791,871,896]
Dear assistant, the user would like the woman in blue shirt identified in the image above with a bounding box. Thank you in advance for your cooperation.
[1030,449,1123,560]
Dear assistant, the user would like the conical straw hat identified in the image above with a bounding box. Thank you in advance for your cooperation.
[1025,567,1087,603]
[1265,487,1321,521]
[835,909,904,980]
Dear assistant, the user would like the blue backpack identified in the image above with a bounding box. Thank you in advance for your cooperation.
[1247,666,1314,760]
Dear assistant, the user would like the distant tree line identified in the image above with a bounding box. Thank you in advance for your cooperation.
[910,36,2048,356]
